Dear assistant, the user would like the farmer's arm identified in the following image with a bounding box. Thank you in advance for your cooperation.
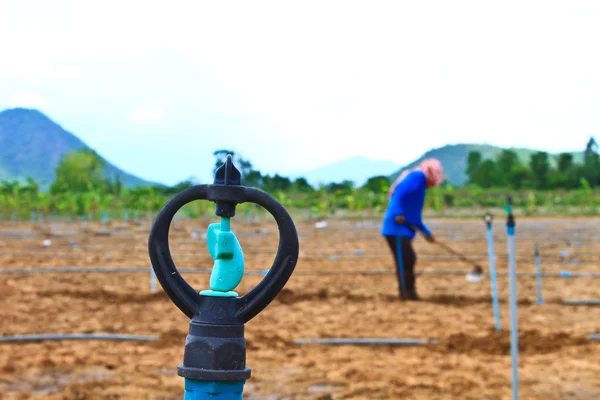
[413,191,433,239]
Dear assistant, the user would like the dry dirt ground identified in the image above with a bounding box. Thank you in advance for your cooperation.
[0,216,599,399]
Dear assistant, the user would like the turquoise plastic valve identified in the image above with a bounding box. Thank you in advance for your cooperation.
[200,217,245,297]
[184,380,244,400]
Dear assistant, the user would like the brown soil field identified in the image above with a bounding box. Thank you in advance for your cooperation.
[0,217,599,399]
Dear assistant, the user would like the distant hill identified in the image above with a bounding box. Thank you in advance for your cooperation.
[0,108,159,189]
[389,144,584,186]
[296,156,401,187]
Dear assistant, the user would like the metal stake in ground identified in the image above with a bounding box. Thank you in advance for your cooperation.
[505,196,520,400]
[484,214,501,331]
[148,155,299,400]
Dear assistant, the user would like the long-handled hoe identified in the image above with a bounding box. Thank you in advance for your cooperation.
[405,223,484,281]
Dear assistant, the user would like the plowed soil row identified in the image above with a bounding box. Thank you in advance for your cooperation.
[0,218,599,399]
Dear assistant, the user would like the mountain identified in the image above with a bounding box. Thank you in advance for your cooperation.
[0,108,159,188]
[296,156,401,187]
[389,143,584,186]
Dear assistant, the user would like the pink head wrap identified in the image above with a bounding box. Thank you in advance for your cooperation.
[388,158,444,198]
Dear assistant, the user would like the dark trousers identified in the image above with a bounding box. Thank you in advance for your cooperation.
[385,236,417,298]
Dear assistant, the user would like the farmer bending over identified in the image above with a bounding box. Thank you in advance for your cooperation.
[381,158,445,300]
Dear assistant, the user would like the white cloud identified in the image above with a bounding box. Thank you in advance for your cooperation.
[8,93,47,109]
[128,107,165,123]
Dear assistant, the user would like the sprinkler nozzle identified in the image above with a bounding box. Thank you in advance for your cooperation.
[213,154,242,217]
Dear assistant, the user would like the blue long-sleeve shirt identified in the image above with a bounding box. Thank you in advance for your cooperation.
[381,170,432,239]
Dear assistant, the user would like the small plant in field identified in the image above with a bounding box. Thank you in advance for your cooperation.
[430,187,443,214]
[345,193,356,213]
[524,192,537,216]
[579,178,596,214]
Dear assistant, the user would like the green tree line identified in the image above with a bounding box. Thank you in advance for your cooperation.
[0,149,393,222]
[1,142,599,223]
[466,137,599,190]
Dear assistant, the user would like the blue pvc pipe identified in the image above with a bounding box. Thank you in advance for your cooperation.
[534,245,543,304]
[486,225,501,331]
[507,227,520,400]
[396,237,407,296]
[184,379,244,400]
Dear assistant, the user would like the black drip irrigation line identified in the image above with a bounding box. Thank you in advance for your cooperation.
[4,228,597,246]
[294,338,437,345]
[0,267,275,276]
[2,266,600,278]
[0,267,212,275]
[34,241,598,253]
[415,270,600,278]
[17,233,595,246]
[287,269,600,278]
[562,300,600,306]
[4,251,598,265]
[0,267,151,274]
[0,333,158,342]
[18,241,600,252]
[314,235,600,245]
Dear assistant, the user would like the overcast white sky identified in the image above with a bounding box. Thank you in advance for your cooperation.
[1,0,599,185]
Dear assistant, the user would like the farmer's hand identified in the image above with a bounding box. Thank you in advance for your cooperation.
[395,215,406,224]
[426,235,436,243]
